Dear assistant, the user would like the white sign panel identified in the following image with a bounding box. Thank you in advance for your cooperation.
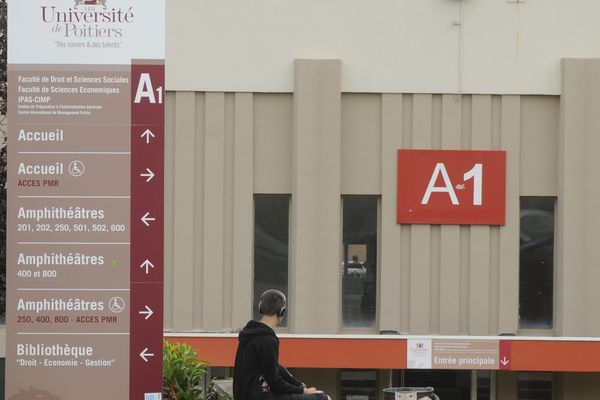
[407,338,432,369]
[8,0,165,64]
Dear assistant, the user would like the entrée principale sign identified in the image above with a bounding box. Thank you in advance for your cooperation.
[397,150,506,225]
[6,1,165,399]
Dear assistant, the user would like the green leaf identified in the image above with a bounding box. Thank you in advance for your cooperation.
[163,340,210,400]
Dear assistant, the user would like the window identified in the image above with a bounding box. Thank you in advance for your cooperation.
[342,196,378,328]
[476,371,491,400]
[340,370,377,400]
[253,195,290,323]
[518,372,553,400]
[519,197,555,329]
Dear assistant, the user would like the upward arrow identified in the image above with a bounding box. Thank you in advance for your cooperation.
[141,129,155,144]
[140,259,155,274]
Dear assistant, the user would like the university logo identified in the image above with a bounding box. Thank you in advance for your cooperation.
[41,0,134,39]
[73,0,107,9]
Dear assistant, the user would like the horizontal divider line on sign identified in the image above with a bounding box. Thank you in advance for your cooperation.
[18,242,131,245]
[18,196,131,199]
[17,151,132,155]
[17,332,131,335]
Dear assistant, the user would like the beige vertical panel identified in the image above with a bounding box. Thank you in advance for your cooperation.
[222,94,235,330]
[192,94,206,328]
[400,95,413,333]
[380,94,403,332]
[498,96,520,334]
[489,96,502,335]
[557,59,587,336]
[459,96,472,333]
[232,93,255,330]
[164,91,176,330]
[291,60,342,333]
[254,94,293,194]
[439,95,462,334]
[580,60,600,336]
[409,94,432,333]
[557,373,600,400]
[469,95,492,335]
[172,92,197,330]
[202,92,226,330]
[341,94,382,194]
[496,372,517,400]
[377,370,392,399]
[520,96,559,196]
[429,95,442,334]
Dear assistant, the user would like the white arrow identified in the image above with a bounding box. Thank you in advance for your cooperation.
[138,305,154,320]
[141,212,156,227]
[140,168,155,183]
[500,357,510,366]
[140,259,155,274]
[140,348,154,362]
[141,129,155,144]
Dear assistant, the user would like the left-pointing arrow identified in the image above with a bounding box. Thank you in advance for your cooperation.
[141,212,156,227]
[140,347,155,362]
[138,305,154,320]
[140,168,155,183]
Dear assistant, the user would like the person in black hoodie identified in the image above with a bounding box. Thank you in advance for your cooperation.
[234,289,330,400]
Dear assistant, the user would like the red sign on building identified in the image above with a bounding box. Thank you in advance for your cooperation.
[397,150,506,225]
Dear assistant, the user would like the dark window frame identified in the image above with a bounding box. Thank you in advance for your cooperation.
[341,195,380,329]
[519,196,556,331]
[252,194,291,325]
[517,372,554,400]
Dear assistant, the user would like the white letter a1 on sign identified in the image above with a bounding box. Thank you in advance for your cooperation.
[134,73,157,104]
[421,163,459,205]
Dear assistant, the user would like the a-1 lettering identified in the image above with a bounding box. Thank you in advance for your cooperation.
[421,162,483,206]
[134,73,163,104]
[463,163,483,206]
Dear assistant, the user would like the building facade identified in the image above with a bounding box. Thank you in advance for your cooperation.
[158,1,600,399]
[4,1,600,399]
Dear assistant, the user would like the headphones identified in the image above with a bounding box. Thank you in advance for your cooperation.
[258,289,287,318]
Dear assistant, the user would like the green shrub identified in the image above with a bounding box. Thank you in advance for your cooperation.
[163,340,209,400]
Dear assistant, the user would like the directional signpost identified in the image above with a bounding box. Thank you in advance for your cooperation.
[6,1,165,399]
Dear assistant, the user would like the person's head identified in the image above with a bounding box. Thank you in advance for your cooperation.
[258,289,287,323]
[352,255,359,262]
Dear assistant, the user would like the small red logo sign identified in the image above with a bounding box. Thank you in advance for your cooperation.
[74,0,107,8]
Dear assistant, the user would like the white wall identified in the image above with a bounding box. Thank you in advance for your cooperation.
[166,0,600,94]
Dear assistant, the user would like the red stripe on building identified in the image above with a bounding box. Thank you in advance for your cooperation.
[168,336,600,372]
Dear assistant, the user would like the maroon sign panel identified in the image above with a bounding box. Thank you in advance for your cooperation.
[397,150,506,225]
[130,62,165,400]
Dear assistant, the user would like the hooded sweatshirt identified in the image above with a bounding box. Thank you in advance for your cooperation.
[234,320,304,400]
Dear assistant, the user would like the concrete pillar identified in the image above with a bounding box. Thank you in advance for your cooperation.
[557,59,600,336]
[290,59,342,333]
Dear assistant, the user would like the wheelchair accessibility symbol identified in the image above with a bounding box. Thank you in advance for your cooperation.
[69,160,85,177]
[109,297,125,314]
